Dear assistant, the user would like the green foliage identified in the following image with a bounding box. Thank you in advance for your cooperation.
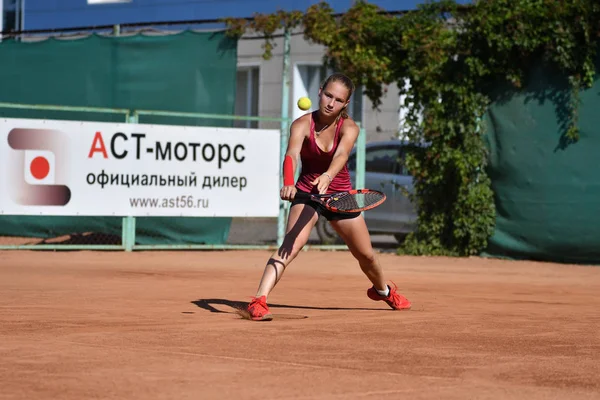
[222,10,303,59]
[224,0,600,256]
[303,1,404,106]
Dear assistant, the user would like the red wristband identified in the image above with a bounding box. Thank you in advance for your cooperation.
[283,155,294,186]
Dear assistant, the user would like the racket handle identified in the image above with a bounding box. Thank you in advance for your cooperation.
[293,192,312,200]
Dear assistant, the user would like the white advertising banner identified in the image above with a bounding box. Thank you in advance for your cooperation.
[0,118,281,217]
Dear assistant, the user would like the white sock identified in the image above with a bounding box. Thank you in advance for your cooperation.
[376,286,390,297]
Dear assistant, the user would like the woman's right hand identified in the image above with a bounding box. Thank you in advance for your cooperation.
[280,185,297,201]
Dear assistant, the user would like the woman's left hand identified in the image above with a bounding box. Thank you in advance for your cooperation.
[311,174,332,194]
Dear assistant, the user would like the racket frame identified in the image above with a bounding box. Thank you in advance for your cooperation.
[294,189,386,214]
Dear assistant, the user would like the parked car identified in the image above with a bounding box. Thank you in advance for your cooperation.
[315,139,421,244]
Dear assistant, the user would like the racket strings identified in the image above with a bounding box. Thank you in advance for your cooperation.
[328,192,384,212]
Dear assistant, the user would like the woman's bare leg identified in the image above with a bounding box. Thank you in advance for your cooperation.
[329,214,387,291]
[254,204,319,298]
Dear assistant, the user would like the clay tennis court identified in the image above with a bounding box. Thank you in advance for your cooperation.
[1,250,599,399]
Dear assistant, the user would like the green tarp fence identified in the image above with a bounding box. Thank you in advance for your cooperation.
[0,31,238,245]
[483,58,600,264]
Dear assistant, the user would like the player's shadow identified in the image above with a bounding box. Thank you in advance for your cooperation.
[192,298,384,314]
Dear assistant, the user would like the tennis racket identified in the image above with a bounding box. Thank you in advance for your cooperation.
[294,189,386,214]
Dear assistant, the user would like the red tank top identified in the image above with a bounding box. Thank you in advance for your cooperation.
[295,113,353,194]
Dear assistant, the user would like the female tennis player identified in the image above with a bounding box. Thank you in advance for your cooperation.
[246,73,411,321]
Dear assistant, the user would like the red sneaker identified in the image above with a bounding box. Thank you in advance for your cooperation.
[367,282,411,310]
[247,296,273,321]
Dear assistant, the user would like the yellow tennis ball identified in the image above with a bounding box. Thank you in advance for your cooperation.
[297,97,312,111]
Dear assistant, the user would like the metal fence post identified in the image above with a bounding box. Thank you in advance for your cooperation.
[277,28,291,247]
[122,112,138,251]
[356,126,366,190]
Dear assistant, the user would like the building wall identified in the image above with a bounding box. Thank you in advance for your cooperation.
[237,29,401,143]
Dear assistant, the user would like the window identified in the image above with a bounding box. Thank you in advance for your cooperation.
[347,85,363,124]
[234,66,259,129]
[293,64,325,120]
[2,0,17,32]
